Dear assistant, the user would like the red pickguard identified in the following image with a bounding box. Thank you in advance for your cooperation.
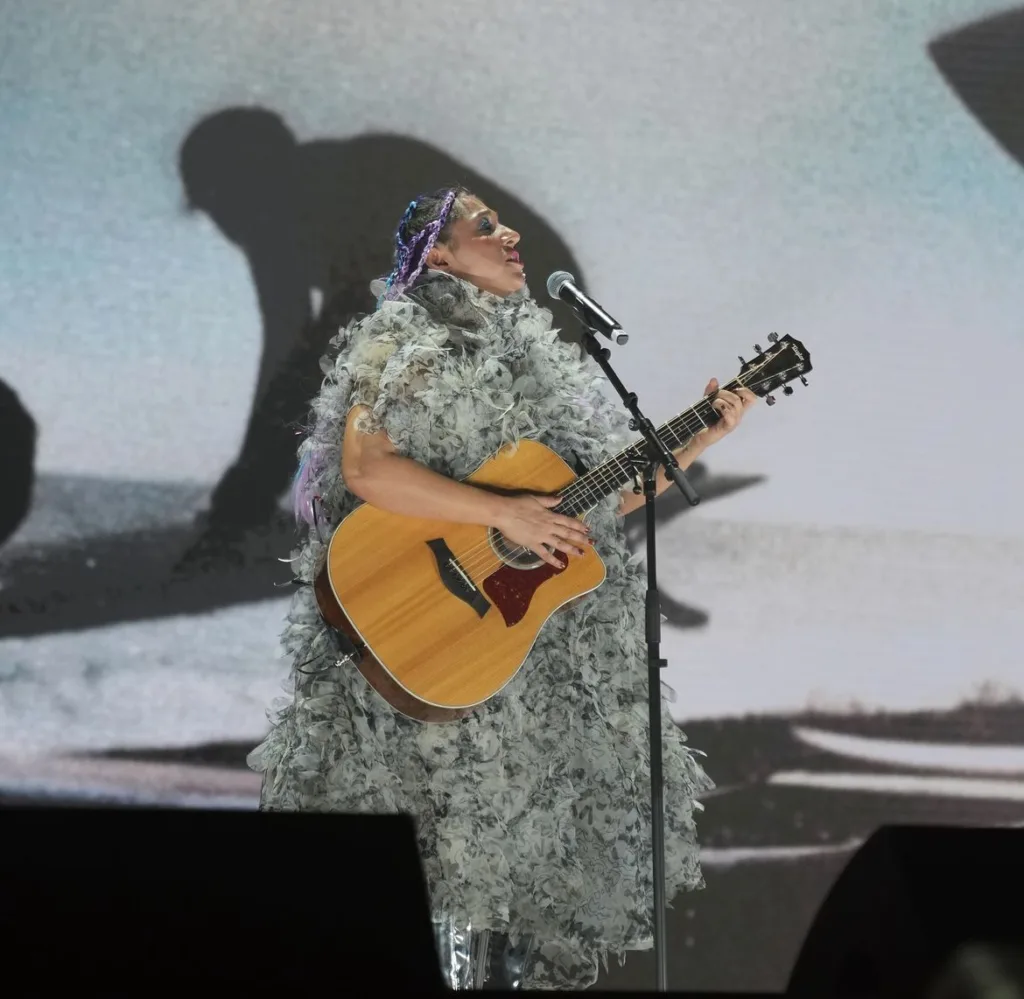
[482,554,568,627]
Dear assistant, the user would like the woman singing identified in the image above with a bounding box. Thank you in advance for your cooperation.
[249,186,756,990]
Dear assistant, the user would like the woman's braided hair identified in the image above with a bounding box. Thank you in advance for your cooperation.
[377,185,471,305]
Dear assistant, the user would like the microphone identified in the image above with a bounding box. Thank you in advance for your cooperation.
[546,271,629,345]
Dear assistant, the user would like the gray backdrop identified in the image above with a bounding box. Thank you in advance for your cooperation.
[2,0,1023,990]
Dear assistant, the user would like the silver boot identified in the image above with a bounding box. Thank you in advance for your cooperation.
[432,914,488,990]
[481,931,535,991]
[432,916,535,990]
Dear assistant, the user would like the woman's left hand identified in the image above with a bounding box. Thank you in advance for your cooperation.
[619,376,759,515]
[697,377,758,446]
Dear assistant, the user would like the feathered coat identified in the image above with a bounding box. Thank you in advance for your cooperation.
[249,270,712,989]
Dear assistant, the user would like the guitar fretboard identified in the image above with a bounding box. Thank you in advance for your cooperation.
[555,382,738,516]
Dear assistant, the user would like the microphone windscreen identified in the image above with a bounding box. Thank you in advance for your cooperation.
[546,271,575,299]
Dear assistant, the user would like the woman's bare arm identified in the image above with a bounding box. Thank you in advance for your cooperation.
[341,405,590,565]
[342,405,504,525]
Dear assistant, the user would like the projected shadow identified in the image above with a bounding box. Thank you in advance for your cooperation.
[0,377,36,551]
[622,461,765,628]
[0,115,592,633]
[929,6,1024,170]
[0,107,764,638]
[177,108,590,548]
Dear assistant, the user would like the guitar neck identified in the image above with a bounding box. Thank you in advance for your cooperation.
[556,381,740,516]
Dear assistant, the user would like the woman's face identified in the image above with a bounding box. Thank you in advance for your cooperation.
[425,196,525,297]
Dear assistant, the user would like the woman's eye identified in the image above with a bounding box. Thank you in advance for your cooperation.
[479,218,494,233]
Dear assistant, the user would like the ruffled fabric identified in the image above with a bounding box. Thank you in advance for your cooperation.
[248,270,713,990]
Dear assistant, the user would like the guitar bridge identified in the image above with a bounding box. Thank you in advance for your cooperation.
[426,538,491,618]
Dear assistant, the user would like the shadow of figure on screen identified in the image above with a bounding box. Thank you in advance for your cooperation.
[0,107,761,637]
[177,107,589,564]
[0,376,36,551]
[929,7,1024,174]
[623,461,765,629]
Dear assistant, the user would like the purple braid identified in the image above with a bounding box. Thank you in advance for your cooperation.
[377,188,459,306]
[291,450,323,527]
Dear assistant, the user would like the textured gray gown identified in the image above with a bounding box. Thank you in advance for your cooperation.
[248,270,713,990]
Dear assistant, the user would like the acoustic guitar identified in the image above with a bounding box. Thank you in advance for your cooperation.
[313,333,811,722]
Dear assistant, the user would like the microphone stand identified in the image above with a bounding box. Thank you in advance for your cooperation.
[573,320,699,993]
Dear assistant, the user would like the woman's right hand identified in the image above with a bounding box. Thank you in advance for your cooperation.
[492,494,591,568]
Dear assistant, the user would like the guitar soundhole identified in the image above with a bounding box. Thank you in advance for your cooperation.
[487,528,546,570]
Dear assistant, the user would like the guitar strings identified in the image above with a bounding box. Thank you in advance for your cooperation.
[444,361,799,581]
[446,364,797,579]
[448,406,699,579]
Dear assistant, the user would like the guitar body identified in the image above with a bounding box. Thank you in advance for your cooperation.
[318,439,607,722]
[312,331,812,723]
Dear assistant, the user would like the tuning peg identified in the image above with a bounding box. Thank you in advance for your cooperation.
[800,375,808,387]
[765,394,776,406]
[754,343,763,354]
[783,385,794,396]
[767,332,779,344]
[737,355,746,365]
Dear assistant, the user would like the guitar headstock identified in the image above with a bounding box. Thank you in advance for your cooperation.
[735,333,812,406]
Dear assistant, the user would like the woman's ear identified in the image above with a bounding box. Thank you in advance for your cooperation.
[425,245,449,269]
